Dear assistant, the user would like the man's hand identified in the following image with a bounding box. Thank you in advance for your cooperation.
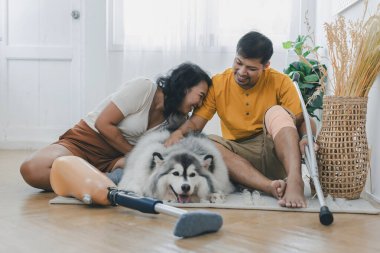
[299,136,319,155]
[164,115,208,147]
[164,130,184,147]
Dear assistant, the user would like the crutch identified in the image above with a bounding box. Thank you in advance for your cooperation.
[292,73,334,225]
[50,156,223,237]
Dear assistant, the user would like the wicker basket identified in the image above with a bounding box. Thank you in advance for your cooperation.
[316,96,369,199]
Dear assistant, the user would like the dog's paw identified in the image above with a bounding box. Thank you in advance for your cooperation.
[209,192,226,203]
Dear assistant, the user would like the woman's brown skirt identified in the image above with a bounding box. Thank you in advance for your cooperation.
[55,120,124,172]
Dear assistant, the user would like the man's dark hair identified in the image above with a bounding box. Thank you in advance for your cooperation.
[156,62,212,119]
[236,31,273,64]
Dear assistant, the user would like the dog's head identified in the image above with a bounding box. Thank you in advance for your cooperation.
[149,152,215,203]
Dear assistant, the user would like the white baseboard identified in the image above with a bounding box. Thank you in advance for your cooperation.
[0,125,65,150]
[364,191,380,204]
[0,141,49,150]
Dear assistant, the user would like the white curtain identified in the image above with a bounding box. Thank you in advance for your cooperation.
[109,0,301,87]
[121,0,298,52]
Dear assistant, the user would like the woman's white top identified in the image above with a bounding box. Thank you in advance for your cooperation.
[83,78,165,145]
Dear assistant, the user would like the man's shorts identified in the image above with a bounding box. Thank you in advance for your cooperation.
[208,132,287,180]
[55,120,124,172]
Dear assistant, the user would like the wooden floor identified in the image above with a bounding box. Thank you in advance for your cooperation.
[1,149,380,253]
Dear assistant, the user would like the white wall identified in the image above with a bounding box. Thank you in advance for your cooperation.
[315,0,380,201]
[367,77,380,202]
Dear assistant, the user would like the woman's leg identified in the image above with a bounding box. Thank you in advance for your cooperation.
[20,144,73,191]
[105,157,126,184]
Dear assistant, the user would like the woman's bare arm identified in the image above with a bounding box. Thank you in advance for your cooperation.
[95,102,134,154]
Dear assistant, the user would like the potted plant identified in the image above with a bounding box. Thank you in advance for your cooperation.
[282,35,327,120]
[316,2,380,199]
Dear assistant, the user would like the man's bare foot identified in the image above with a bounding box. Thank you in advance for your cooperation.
[278,178,306,208]
[268,180,286,199]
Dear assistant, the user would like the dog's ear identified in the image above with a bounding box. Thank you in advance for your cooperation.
[202,154,215,173]
[150,152,165,170]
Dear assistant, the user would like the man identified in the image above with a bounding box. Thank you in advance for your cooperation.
[165,31,316,208]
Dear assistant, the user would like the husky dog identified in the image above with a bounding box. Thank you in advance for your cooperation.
[118,130,235,203]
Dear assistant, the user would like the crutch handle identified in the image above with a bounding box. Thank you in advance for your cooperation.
[108,188,163,214]
[320,206,334,225]
[292,72,300,82]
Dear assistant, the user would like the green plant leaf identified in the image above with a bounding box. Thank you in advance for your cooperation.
[294,42,303,55]
[284,66,293,74]
[282,41,293,49]
[303,50,311,57]
[304,74,319,83]
[298,82,315,89]
[307,59,318,65]
[309,94,323,108]
[308,109,321,121]
[298,62,312,75]
[311,46,321,53]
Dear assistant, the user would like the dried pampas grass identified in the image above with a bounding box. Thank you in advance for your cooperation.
[324,1,380,97]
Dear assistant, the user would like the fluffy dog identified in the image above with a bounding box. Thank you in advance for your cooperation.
[117,130,235,203]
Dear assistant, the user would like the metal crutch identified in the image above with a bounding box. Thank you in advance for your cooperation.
[292,73,334,225]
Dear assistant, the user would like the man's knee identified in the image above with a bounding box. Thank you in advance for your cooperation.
[210,140,230,157]
[264,105,296,139]
[207,135,234,159]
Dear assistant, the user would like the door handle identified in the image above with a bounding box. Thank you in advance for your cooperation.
[71,10,80,20]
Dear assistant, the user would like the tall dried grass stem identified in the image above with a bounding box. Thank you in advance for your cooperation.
[324,2,380,97]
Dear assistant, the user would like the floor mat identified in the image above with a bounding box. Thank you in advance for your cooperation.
[49,189,380,214]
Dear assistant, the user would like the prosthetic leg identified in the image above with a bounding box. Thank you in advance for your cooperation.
[51,156,114,205]
[292,73,334,225]
[50,156,223,237]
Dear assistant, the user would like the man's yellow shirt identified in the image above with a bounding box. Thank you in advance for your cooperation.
[194,68,302,140]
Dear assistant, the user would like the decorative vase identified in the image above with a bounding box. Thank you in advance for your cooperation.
[316,96,369,199]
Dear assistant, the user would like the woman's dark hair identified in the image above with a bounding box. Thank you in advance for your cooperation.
[236,31,273,64]
[156,62,212,120]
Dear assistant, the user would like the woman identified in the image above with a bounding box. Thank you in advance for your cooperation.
[20,62,212,191]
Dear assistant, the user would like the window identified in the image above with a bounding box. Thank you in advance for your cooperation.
[108,0,310,52]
